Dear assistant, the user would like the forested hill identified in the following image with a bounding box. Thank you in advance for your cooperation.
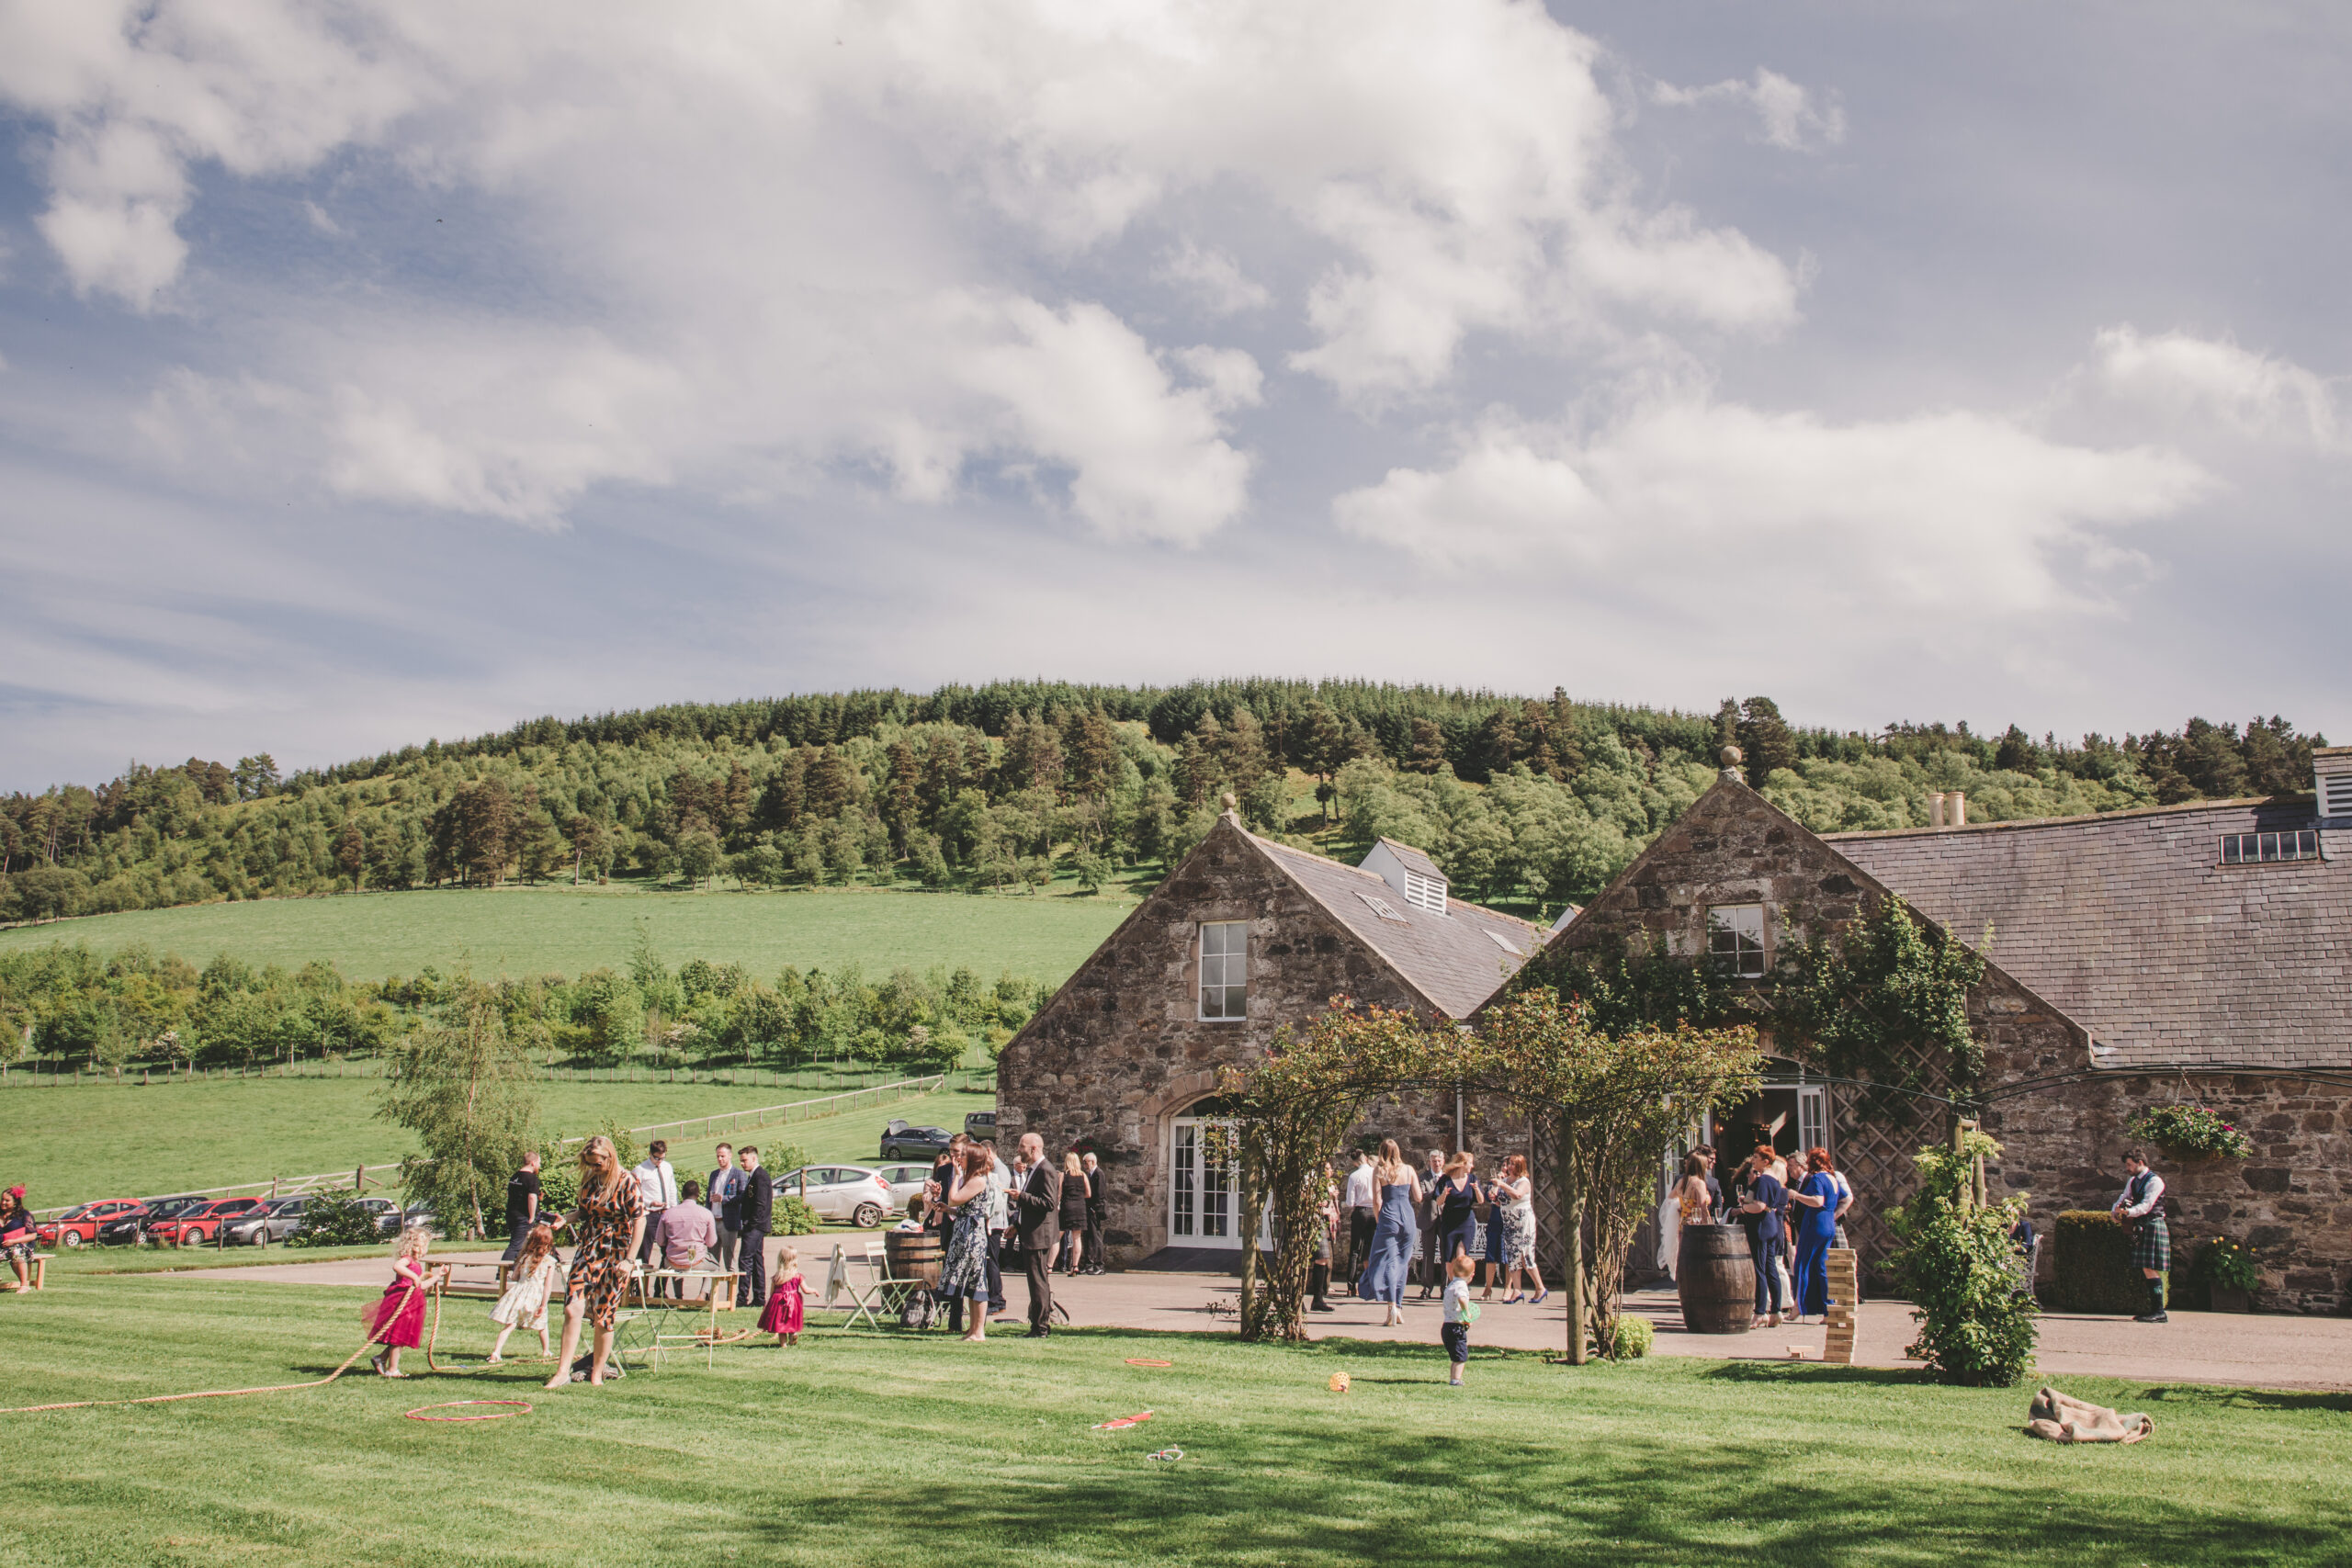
[0,679,2325,925]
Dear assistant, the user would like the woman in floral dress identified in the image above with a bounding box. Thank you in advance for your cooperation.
[936,1141,996,1344]
[547,1135,647,1389]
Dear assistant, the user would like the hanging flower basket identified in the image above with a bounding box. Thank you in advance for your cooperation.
[2127,1104,2254,1162]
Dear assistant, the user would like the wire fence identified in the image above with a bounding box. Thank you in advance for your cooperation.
[0,1058,956,1092]
[28,1071,991,1223]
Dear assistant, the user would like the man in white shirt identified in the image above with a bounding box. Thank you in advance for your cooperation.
[1342,1152,1376,1292]
[2111,1151,2170,1323]
[984,1148,1013,1318]
[633,1139,679,1292]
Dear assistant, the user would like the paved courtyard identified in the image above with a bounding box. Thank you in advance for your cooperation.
[161,1235,2352,1393]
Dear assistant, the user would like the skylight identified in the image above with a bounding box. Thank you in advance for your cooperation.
[1357,892,1409,924]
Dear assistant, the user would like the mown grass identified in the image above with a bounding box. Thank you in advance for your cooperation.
[0,1277,2341,1567]
[2,1078,995,1209]
[0,880,1136,985]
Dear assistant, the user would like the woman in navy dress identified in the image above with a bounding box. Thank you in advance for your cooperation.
[1353,1138,1422,1327]
[1430,1152,1486,1269]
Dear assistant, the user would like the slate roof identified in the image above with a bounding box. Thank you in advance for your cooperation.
[1372,837,1446,882]
[1243,828,1544,1019]
[1826,797,2352,1071]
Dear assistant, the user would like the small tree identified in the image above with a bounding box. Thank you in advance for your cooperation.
[1883,1126,2038,1386]
[380,987,540,1239]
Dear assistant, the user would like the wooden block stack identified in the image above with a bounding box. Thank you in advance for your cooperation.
[1823,1247,1859,1365]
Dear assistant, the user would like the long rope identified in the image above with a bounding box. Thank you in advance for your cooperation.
[0,1277,432,1416]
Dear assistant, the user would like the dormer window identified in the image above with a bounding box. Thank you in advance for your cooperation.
[1707,904,1768,978]
[1402,870,1447,916]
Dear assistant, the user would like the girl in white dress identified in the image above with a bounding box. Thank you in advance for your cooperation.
[488,1223,561,1363]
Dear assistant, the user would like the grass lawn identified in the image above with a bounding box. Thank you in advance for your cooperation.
[0,1279,2342,1566]
[1,1077,995,1209]
[0,880,1137,986]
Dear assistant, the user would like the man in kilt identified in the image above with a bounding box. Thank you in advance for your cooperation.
[2111,1151,2170,1323]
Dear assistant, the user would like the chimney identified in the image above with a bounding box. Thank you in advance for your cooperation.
[1928,791,1947,829]
[1949,790,1967,828]
[2317,747,2352,821]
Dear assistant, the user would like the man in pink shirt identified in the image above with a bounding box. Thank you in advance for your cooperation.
[654,1179,720,1300]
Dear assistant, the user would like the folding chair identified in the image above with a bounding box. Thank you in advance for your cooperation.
[821,1242,888,1330]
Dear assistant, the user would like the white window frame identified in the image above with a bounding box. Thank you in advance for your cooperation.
[1169,1115,1242,1248]
[1707,903,1769,978]
[1198,920,1249,1021]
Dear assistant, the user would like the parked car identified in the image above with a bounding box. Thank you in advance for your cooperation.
[95,1196,201,1246]
[775,1165,897,1229]
[221,1196,311,1247]
[963,1110,998,1142]
[148,1197,270,1247]
[401,1201,447,1238]
[356,1196,404,1236]
[879,1119,954,1161]
[38,1199,146,1249]
[876,1163,933,1214]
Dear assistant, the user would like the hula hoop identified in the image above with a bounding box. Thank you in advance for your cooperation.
[404,1399,532,1423]
[1124,1358,1173,1368]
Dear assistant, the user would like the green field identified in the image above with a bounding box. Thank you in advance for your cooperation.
[1,1077,995,1209]
[0,1280,2341,1566]
[0,881,1136,985]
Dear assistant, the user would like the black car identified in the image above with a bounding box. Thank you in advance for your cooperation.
[95,1195,202,1246]
[879,1119,954,1161]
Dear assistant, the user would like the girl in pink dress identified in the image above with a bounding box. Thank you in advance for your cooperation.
[368,1226,443,1377]
[759,1246,805,1346]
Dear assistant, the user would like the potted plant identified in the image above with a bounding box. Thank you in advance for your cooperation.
[2126,1104,2254,1162]
[2188,1235,2261,1313]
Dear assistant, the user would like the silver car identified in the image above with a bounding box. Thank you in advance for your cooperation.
[775,1165,897,1229]
[875,1162,934,1215]
[221,1195,311,1246]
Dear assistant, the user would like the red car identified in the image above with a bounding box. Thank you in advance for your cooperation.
[148,1197,269,1247]
[38,1199,149,1249]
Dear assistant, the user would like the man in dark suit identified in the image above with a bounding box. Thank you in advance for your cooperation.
[735,1145,774,1307]
[1012,1133,1061,1337]
[1080,1151,1106,1274]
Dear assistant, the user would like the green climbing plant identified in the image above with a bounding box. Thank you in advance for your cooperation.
[1770,897,1987,1123]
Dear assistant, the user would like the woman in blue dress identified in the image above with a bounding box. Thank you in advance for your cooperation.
[1788,1146,1843,1321]
[1354,1138,1422,1326]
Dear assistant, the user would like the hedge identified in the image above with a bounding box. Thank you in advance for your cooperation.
[2051,1211,2146,1314]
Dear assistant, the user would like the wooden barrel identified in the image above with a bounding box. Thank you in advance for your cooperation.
[886,1230,944,1290]
[1677,1224,1756,1333]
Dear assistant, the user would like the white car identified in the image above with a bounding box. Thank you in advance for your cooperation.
[775,1165,897,1229]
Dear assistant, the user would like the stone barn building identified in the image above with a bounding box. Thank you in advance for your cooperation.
[994,811,1544,1268]
[1543,748,2352,1313]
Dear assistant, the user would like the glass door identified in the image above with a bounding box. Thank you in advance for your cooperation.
[1170,1116,1240,1248]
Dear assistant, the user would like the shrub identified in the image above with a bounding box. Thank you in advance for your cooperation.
[2051,1211,2144,1314]
[289,1189,384,1248]
[2126,1103,2253,1161]
[1884,1130,2038,1386]
[775,1196,820,1236]
[1599,1314,1654,1359]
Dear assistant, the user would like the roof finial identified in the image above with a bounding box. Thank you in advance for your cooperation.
[1719,744,1745,784]
[1220,792,1238,815]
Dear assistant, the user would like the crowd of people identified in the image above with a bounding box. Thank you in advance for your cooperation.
[916,1131,1106,1342]
[1668,1142,1858,1328]
[1340,1142,1545,1332]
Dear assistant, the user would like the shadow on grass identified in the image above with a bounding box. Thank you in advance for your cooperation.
[1697,1361,1930,1389]
[766,1424,2348,1567]
[2138,1384,2352,1415]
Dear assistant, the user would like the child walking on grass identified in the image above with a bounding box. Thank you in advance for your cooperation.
[1441,1252,1478,1387]
[487,1223,560,1363]
[368,1226,445,1378]
[759,1245,805,1346]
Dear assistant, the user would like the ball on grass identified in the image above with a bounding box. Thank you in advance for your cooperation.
[1328,1372,1351,1394]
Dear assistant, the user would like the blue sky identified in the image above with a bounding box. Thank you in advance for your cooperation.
[1,2,2346,790]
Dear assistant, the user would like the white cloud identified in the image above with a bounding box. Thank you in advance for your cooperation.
[1654,68,1847,152]
[1334,391,2209,616]
[0,0,1801,525]
[1155,241,1270,316]
[2079,326,2344,451]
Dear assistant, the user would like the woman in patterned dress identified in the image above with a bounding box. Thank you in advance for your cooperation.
[546,1135,647,1389]
[937,1141,996,1344]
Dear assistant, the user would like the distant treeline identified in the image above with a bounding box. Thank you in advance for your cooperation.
[0,679,2325,923]
[0,938,1049,1077]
